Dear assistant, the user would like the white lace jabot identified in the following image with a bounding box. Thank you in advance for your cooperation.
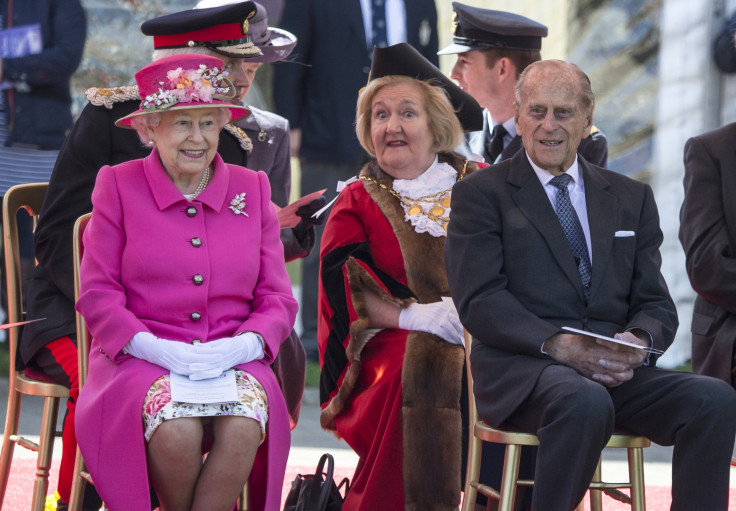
[392,156,457,237]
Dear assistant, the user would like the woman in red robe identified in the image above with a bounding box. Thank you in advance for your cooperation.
[317,43,484,511]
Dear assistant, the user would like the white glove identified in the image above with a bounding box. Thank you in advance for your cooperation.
[398,297,465,346]
[123,331,223,376]
[189,332,265,380]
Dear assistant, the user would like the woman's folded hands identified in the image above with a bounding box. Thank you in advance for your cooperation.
[124,331,222,377]
[124,331,265,380]
[188,333,265,380]
[398,297,465,346]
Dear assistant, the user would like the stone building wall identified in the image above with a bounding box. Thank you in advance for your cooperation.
[73,1,197,116]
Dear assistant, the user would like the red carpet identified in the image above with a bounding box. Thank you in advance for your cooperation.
[5,458,736,509]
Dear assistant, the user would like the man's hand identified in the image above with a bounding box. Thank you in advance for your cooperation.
[543,331,648,387]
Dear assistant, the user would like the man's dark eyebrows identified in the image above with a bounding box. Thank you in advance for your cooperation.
[553,105,576,113]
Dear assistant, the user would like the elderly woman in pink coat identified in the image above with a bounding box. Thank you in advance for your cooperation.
[74,53,297,511]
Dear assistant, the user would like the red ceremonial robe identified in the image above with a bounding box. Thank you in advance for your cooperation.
[317,153,478,511]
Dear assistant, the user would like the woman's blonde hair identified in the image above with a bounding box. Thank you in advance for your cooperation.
[355,75,463,157]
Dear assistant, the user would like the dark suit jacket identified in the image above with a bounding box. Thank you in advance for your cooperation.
[273,0,438,165]
[465,111,609,167]
[679,122,736,385]
[445,150,677,425]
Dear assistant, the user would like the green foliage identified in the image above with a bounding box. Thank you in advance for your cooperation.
[306,361,320,388]
[672,361,692,373]
[0,342,8,377]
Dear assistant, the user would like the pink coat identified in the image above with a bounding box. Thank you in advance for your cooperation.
[75,149,298,511]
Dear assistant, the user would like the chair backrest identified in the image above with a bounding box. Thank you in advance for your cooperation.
[73,213,92,387]
[2,183,48,376]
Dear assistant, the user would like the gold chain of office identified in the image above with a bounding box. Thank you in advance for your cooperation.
[359,160,469,232]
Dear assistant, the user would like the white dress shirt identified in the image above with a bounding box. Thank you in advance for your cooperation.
[528,154,593,263]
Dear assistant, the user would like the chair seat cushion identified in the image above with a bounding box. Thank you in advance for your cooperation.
[24,366,56,383]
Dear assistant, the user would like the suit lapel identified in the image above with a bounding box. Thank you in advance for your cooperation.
[508,152,587,299]
[501,135,524,161]
[581,162,616,302]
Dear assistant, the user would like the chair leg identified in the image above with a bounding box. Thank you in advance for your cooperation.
[68,446,87,511]
[497,444,522,511]
[30,396,61,511]
[0,388,22,506]
[589,456,603,511]
[238,482,248,511]
[461,431,482,511]
[628,447,646,511]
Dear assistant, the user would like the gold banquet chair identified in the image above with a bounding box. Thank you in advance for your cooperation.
[68,213,94,511]
[461,331,650,511]
[68,213,249,511]
[0,183,70,511]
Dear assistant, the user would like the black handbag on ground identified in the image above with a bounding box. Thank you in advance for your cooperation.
[283,453,350,511]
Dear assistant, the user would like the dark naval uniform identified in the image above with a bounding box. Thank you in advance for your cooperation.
[21,86,309,424]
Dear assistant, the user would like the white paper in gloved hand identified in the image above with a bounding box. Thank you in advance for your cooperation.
[398,297,464,346]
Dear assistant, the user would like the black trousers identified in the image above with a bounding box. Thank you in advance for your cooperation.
[503,364,736,511]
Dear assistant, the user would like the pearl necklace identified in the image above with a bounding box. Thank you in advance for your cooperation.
[186,166,210,201]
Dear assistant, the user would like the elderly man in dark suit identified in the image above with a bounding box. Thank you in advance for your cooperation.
[273,0,439,361]
[446,59,736,511]
[680,122,736,387]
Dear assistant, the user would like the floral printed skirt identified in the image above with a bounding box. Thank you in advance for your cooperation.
[142,370,268,442]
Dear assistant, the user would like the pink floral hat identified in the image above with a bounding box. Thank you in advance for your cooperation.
[116,53,251,128]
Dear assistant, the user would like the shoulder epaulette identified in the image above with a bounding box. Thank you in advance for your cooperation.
[224,123,253,152]
[86,86,140,109]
